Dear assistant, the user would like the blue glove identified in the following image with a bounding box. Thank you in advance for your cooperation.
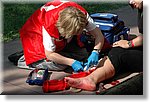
[71,60,84,72]
[86,51,99,69]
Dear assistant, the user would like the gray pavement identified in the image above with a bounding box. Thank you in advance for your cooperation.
[1,5,140,95]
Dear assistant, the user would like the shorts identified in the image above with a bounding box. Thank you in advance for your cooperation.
[108,47,143,74]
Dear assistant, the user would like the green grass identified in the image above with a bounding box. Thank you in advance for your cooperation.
[2,2,128,42]
[79,2,127,14]
[3,3,43,42]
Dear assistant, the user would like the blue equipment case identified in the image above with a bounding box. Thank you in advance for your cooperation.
[90,13,130,44]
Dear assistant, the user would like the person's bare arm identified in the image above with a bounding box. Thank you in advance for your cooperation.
[113,35,143,48]
[45,49,75,66]
[89,27,104,50]
[132,35,143,47]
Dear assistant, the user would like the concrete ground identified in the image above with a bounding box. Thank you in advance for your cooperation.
[1,5,140,95]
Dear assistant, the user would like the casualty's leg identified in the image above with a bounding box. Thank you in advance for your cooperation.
[65,57,115,91]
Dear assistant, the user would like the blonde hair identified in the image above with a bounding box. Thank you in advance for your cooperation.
[56,7,88,39]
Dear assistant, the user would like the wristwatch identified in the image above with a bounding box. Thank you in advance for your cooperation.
[128,41,132,48]
[93,49,101,53]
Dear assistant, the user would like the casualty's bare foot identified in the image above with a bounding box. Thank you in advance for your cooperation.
[65,77,96,91]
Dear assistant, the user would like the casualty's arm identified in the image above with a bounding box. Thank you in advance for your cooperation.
[131,35,143,47]
[113,35,143,48]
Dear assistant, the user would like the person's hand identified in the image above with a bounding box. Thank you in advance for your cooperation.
[113,40,130,48]
[86,51,99,70]
[71,60,84,72]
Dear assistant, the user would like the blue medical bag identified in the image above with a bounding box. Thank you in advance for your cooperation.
[90,13,130,44]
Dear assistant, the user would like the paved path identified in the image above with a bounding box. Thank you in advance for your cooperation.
[1,5,140,95]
